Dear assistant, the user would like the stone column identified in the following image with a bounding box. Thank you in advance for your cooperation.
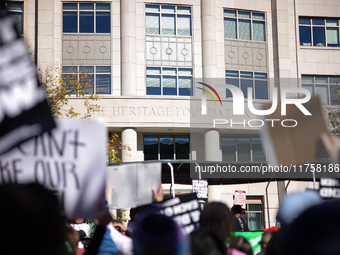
[121,128,137,162]
[121,0,136,95]
[201,0,217,79]
[204,130,221,161]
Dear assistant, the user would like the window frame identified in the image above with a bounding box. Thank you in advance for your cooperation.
[221,135,266,162]
[301,75,340,105]
[143,134,190,161]
[224,9,266,42]
[145,4,192,37]
[62,2,111,34]
[299,17,340,47]
[226,70,268,100]
[244,197,264,231]
[146,67,193,96]
[62,65,112,95]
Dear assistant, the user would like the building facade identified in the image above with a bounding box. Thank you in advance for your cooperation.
[12,0,340,229]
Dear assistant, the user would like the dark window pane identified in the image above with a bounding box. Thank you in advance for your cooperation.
[226,78,239,98]
[222,137,235,143]
[160,142,174,159]
[222,144,236,161]
[146,13,160,34]
[299,18,310,25]
[7,3,23,11]
[315,85,329,105]
[254,73,267,79]
[160,135,174,142]
[249,204,262,211]
[79,74,94,94]
[238,144,251,162]
[313,26,325,46]
[9,12,23,35]
[241,79,253,98]
[240,71,253,78]
[80,12,94,33]
[63,66,78,73]
[252,137,261,143]
[312,19,325,25]
[248,212,262,231]
[176,143,189,159]
[327,27,339,47]
[237,137,250,143]
[144,135,158,142]
[96,66,111,73]
[224,18,237,39]
[299,26,311,46]
[96,74,111,94]
[80,3,94,10]
[252,144,265,161]
[175,135,189,142]
[239,19,251,40]
[226,70,239,77]
[96,12,110,33]
[63,12,77,33]
[255,80,268,99]
[63,3,77,10]
[147,87,161,95]
[163,76,177,95]
[330,85,340,105]
[179,88,191,96]
[144,142,158,160]
[302,85,314,96]
[80,66,94,73]
[301,76,313,83]
[96,4,110,10]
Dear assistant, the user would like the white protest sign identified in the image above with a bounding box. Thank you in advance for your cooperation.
[192,179,208,202]
[0,118,107,219]
[0,10,55,155]
[234,190,246,209]
[107,162,161,208]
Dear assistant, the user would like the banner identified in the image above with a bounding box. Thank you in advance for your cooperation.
[234,231,263,254]
[0,118,107,219]
[107,162,161,208]
[0,7,55,155]
[192,179,208,203]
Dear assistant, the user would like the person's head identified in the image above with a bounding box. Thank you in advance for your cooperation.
[133,213,188,255]
[229,236,253,255]
[200,202,234,243]
[75,218,85,224]
[231,205,243,216]
[0,183,67,255]
[259,232,274,253]
[190,228,226,255]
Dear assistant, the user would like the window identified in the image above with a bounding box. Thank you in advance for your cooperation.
[145,5,191,36]
[146,67,192,96]
[224,10,265,42]
[299,18,339,47]
[302,75,340,105]
[7,2,23,36]
[63,3,110,33]
[62,66,111,94]
[226,70,268,100]
[244,197,264,231]
[144,134,190,160]
[222,136,266,162]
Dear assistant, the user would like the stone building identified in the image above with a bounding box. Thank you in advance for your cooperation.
[10,0,340,229]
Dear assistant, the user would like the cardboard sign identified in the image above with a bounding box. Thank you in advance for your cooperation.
[261,96,328,166]
[319,178,340,200]
[192,179,208,203]
[234,190,246,209]
[107,162,161,208]
[0,8,55,155]
[0,118,107,219]
[140,193,201,234]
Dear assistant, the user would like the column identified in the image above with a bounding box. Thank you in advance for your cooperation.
[201,0,217,79]
[121,128,137,162]
[204,130,221,161]
[121,0,136,95]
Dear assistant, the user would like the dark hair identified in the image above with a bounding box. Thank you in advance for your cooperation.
[0,183,67,255]
[231,205,243,215]
[229,236,253,255]
[190,228,226,255]
[200,202,234,243]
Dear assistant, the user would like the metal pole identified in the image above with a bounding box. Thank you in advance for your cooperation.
[167,162,175,198]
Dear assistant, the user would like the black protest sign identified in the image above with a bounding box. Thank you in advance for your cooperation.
[319,178,340,200]
[192,179,208,203]
[0,118,107,219]
[138,193,201,234]
[0,7,55,155]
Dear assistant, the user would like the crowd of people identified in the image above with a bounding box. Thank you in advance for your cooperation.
[1,179,340,255]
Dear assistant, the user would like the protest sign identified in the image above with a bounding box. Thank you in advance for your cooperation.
[0,7,55,155]
[139,193,201,234]
[234,190,246,209]
[192,179,208,203]
[261,96,328,166]
[319,178,340,200]
[107,162,161,208]
[0,118,107,219]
